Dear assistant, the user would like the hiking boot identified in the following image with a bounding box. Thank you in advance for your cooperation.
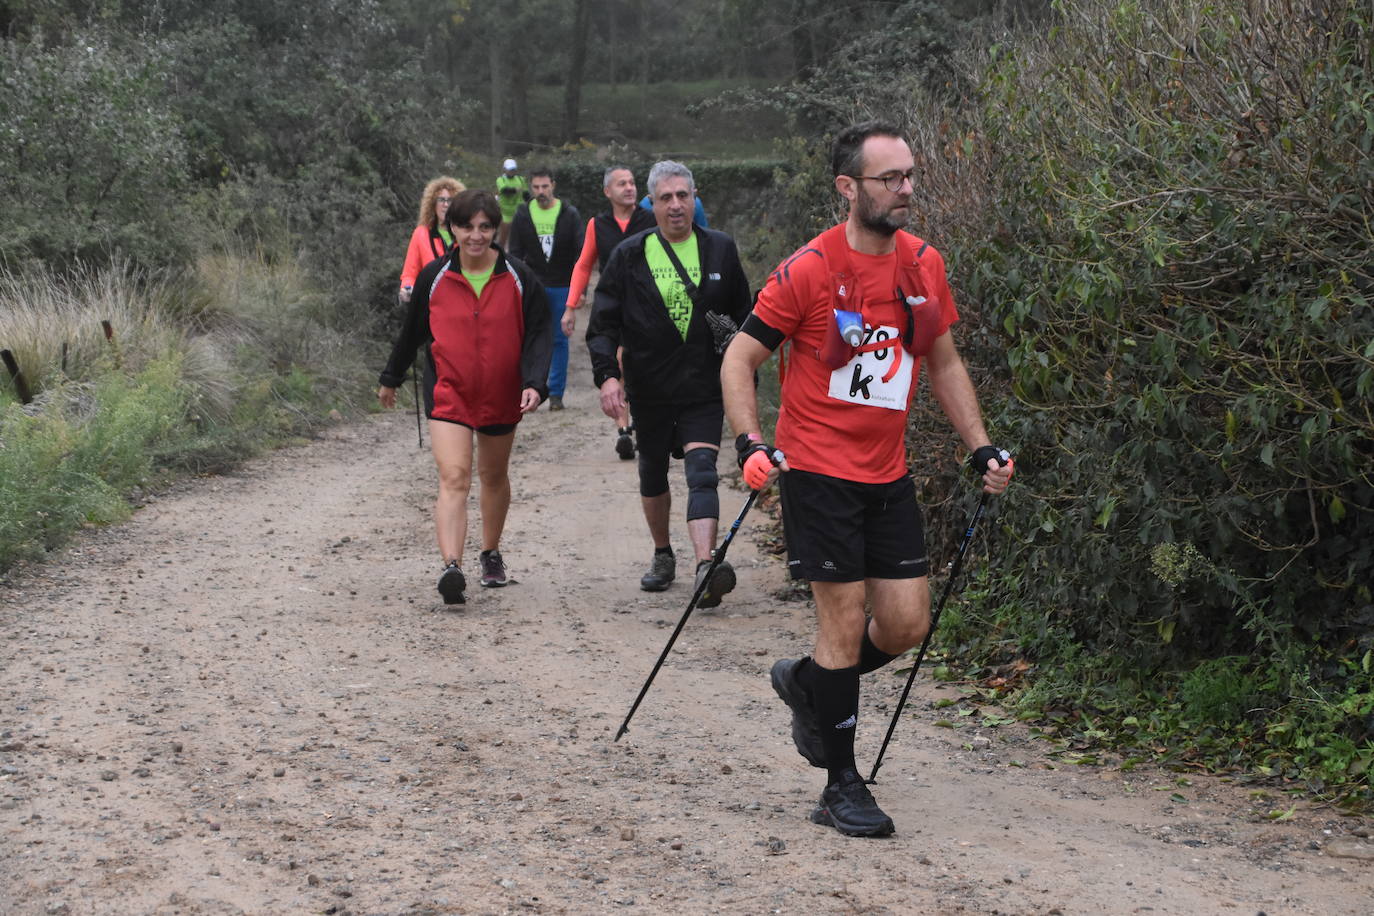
[693,557,736,609]
[640,551,675,591]
[549,395,564,411]
[771,658,826,768]
[480,549,508,588]
[437,561,466,605]
[809,768,895,837]
[615,426,635,460]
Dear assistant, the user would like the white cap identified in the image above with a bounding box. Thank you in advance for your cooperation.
[503,158,517,171]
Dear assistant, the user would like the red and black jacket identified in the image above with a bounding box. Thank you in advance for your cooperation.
[379,249,553,426]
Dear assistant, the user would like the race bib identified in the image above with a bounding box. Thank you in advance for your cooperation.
[540,233,554,259]
[826,323,912,410]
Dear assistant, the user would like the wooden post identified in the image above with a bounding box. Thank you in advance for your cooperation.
[101,320,122,367]
[1,349,33,404]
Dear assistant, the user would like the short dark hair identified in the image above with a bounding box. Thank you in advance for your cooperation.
[530,167,554,182]
[446,188,502,230]
[830,120,906,179]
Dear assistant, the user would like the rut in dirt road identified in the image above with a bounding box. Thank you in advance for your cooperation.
[3,349,1372,914]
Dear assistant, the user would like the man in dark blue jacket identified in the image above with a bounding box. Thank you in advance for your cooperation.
[585,160,752,606]
[509,168,583,409]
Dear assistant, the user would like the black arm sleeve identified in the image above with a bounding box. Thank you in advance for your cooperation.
[722,238,752,326]
[378,258,444,387]
[517,263,553,399]
[740,313,785,351]
[585,247,627,388]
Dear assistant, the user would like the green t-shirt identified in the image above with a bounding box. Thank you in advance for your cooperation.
[438,226,452,247]
[645,232,700,341]
[529,199,561,260]
[496,174,527,217]
[462,263,495,298]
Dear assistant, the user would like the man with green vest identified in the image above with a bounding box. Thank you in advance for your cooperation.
[495,158,529,249]
[584,160,752,606]
[508,168,583,410]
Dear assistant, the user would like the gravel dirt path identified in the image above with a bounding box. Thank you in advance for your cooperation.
[3,347,1372,914]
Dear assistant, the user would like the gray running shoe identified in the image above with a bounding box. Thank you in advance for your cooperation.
[770,657,826,768]
[549,396,564,410]
[693,557,736,609]
[640,551,675,591]
[480,549,508,587]
[809,768,895,837]
[437,562,466,605]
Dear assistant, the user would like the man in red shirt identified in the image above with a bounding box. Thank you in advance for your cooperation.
[721,121,1014,837]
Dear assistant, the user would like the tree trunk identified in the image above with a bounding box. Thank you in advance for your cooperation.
[561,0,591,143]
[509,53,530,147]
[489,42,504,155]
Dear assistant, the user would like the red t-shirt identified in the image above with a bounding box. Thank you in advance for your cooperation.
[751,225,959,483]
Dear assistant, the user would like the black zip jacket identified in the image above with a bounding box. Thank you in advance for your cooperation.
[507,200,584,287]
[585,226,752,407]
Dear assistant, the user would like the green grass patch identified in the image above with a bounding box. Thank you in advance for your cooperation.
[0,252,377,575]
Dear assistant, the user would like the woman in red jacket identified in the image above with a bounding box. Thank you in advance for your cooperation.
[378,189,553,604]
[398,176,465,303]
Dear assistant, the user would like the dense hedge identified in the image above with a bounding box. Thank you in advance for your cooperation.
[950,0,1374,663]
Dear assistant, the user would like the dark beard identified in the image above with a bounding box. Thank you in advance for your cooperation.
[855,186,906,236]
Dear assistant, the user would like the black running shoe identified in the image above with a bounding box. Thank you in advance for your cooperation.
[770,658,826,768]
[809,768,895,837]
[437,562,466,605]
[615,427,635,460]
[640,551,675,591]
[479,549,508,587]
[693,557,736,609]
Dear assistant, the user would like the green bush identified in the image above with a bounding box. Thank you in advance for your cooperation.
[883,0,1374,795]
[0,358,187,567]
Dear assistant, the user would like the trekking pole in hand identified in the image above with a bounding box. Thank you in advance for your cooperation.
[412,366,423,449]
[615,489,760,742]
[868,488,995,783]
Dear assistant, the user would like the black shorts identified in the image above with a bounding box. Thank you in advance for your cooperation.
[632,400,724,495]
[429,415,516,437]
[779,469,928,582]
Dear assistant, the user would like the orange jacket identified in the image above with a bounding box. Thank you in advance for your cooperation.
[399,225,449,291]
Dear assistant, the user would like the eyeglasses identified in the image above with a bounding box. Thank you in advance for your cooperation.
[850,169,918,193]
[435,196,453,204]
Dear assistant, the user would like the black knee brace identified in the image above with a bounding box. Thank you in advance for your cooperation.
[638,447,670,498]
[683,447,720,521]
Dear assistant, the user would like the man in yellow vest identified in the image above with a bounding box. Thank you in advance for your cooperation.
[494,158,529,249]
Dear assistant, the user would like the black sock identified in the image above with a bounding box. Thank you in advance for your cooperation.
[801,661,860,785]
[858,617,899,674]
[654,545,673,556]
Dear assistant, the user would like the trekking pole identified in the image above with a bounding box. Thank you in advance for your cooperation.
[868,491,991,783]
[412,366,423,449]
[615,489,760,741]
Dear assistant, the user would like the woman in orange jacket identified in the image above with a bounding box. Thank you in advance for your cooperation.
[399,176,465,303]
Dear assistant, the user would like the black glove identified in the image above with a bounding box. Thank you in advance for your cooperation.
[968,445,1011,476]
[705,311,739,355]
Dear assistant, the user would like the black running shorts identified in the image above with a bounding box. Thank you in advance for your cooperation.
[632,400,724,497]
[779,469,929,582]
[430,415,517,437]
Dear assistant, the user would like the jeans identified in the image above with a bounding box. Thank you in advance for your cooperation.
[546,286,570,398]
